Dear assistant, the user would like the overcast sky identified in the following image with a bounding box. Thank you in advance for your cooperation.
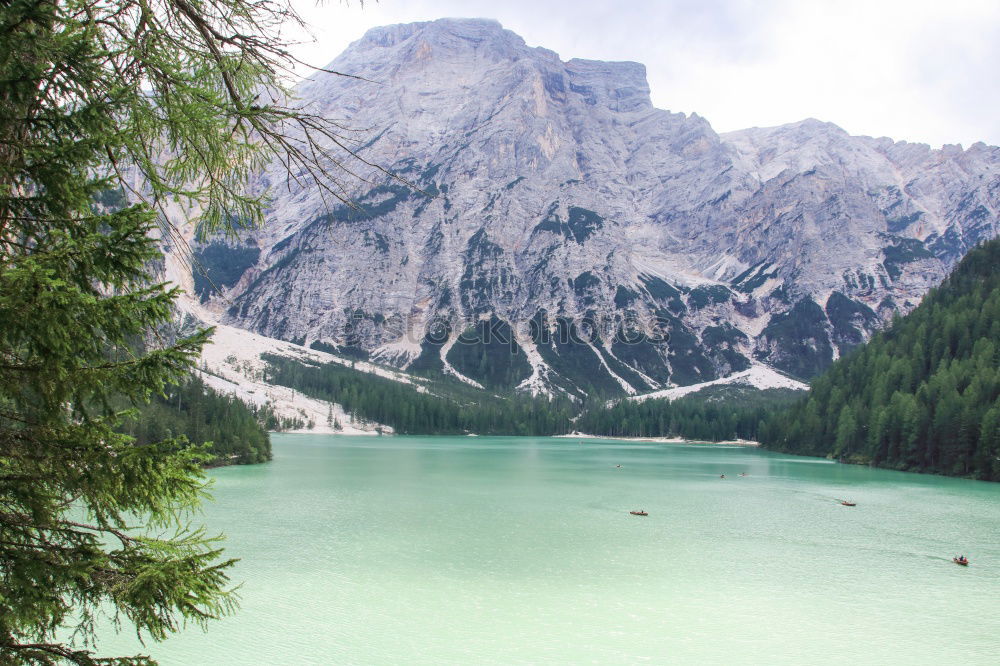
[289,0,1000,148]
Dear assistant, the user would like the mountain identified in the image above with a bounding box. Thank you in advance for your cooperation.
[758,237,1000,480]
[176,18,1000,398]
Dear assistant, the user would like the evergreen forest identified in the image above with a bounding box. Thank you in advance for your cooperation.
[262,354,575,435]
[758,238,1000,480]
[122,374,272,465]
[576,387,801,441]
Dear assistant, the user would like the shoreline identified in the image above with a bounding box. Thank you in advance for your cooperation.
[553,433,760,447]
[271,430,760,447]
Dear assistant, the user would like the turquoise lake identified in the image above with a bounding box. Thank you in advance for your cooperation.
[97,435,1000,664]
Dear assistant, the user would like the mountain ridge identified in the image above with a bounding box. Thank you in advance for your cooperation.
[174,17,1000,398]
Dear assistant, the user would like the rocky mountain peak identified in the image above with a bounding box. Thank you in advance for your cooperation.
[356,17,513,49]
[181,19,1000,398]
[563,59,652,113]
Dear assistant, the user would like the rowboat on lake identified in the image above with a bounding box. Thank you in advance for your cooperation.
[629,510,648,516]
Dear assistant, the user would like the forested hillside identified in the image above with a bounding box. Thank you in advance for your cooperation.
[122,374,272,465]
[759,238,1000,480]
[263,353,805,441]
[263,355,574,435]
[576,387,802,441]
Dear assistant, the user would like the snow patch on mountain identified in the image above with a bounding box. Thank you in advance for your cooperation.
[628,365,808,403]
[194,321,424,434]
[514,329,553,396]
[196,369,382,435]
[437,331,486,389]
[372,338,423,367]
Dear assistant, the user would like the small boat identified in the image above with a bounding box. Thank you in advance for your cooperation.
[840,500,856,506]
[953,557,969,566]
[629,510,648,516]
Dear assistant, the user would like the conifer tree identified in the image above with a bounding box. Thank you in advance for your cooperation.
[0,0,367,662]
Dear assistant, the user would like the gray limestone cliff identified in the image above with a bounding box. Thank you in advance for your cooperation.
[182,18,1000,396]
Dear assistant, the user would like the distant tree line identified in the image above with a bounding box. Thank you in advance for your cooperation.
[121,374,272,465]
[758,238,1000,480]
[262,355,574,435]
[263,352,810,441]
[575,387,801,440]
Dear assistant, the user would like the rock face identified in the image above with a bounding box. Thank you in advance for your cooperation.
[187,18,1000,396]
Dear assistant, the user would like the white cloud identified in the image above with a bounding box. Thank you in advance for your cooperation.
[286,0,1000,147]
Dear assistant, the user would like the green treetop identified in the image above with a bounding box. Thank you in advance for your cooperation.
[0,1,367,663]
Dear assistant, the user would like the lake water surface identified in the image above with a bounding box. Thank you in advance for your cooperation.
[99,435,1000,664]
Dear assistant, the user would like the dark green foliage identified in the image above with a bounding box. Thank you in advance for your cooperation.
[123,375,271,465]
[531,205,603,244]
[886,211,922,233]
[464,228,503,259]
[459,229,513,315]
[409,339,447,375]
[92,186,127,210]
[566,206,603,243]
[760,238,1000,480]
[260,331,808,446]
[323,343,370,361]
[262,355,573,436]
[640,275,686,314]
[825,292,879,355]
[687,285,733,310]
[768,285,792,304]
[252,403,308,432]
[309,340,340,355]
[610,335,672,386]
[0,1,238,655]
[317,184,412,225]
[445,317,532,390]
[731,261,778,293]
[192,242,261,301]
[700,324,748,348]
[577,388,802,440]
[731,262,761,285]
[591,338,654,393]
[927,227,967,262]
[701,325,751,374]
[882,237,933,279]
[571,271,602,307]
[530,313,626,397]
[614,286,640,308]
[757,298,834,379]
[661,313,717,385]
[408,322,451,375]
[572,271,601,292]
[533,205,564,236]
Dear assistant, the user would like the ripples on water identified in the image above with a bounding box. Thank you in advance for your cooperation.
[96,435,1000,665]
